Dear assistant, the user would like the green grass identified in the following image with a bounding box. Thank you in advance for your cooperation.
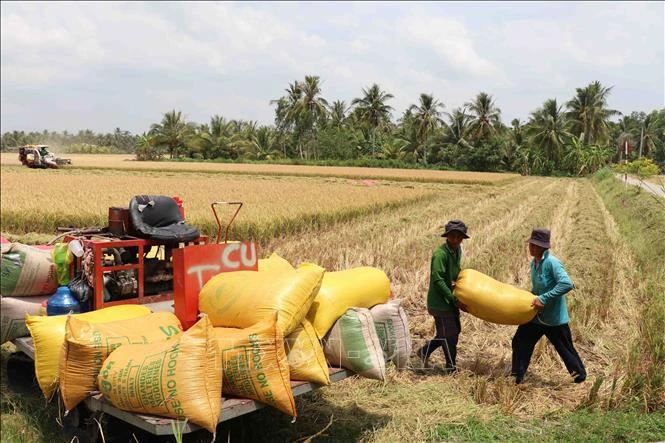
[434,411,665,442]
[592,169,665,412]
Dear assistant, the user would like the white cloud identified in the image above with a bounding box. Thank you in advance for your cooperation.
[1,1,662,133]
[398,13,502,78]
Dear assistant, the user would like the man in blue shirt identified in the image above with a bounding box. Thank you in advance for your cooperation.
[511,228,586,384]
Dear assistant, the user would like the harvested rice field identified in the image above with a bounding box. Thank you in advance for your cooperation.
[1,159,663,442]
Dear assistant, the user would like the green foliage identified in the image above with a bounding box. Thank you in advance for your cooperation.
[593,171,665,411]
[65,143,118,154]
[613,157,661,178]
[434,411,665,442]
[3,79,665,176]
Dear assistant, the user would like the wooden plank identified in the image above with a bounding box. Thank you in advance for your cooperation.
[84,368,354,435]
[12,336,34,359]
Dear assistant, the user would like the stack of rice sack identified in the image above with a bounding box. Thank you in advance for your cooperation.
[26,306,223,434]
[199,253,412,391]
[1,242,58,343]
[302,263,412,381]
[198,254,326,419]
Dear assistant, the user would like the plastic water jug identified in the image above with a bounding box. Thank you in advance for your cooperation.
[47,286,81,316]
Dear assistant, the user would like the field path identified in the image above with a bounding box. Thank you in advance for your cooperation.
[615,173,665,197]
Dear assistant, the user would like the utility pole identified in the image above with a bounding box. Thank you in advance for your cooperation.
[638,126,644,158]
[624,139,628,191]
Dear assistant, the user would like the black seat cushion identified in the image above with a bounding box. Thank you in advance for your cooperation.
[128,195,200,243]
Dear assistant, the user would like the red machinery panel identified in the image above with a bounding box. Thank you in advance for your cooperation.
[172,242,258,329]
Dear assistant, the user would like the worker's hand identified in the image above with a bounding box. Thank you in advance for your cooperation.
[451,280,456,289]
[532,298,545,310]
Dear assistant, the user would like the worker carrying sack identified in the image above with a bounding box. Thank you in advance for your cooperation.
[199,264,324,336]
[26,305,152,399]
[370,299,412,369]
[454,269,537,325]
[322,308,386,381]
[305,266,391,339]
[213,312,296,417]
[285,319,330,386]
[98,316,222,434]
[60,312,183,412]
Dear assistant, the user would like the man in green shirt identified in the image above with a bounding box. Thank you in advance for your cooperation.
[416,220,469,372]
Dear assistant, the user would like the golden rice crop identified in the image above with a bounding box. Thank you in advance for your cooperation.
[0,153,518,184]
[0,167,434,238]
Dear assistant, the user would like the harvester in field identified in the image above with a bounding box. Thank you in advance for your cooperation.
[18,144,72,169]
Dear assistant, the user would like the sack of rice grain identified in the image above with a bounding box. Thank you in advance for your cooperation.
[1,243,58,297]
[454,269,537,325]
[98,316,222,434]
[285,319,330,386]
[1,295,50,343]
[60,312,183,411]
[322,308,385,381]
[199,264,324,336]
[370,299,412,369]
[26,305,152,399]
[213,312,296,417]
[305,266,391,339]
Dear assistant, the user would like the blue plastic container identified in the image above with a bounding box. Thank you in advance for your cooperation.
[47,286,81,316]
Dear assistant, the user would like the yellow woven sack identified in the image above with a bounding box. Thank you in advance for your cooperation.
[199,264,324,336]
[306,266,391,338]
[98,316,222,434]
[213,312,296,417]
[60,312,183,412]
[454,269,537,325]
[258,253,295,273]
[285,319,330,386]
[25,305,151,399]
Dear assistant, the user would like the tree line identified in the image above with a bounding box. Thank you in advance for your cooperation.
[2,77,664,176]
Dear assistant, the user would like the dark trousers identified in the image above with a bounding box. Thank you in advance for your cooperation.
[417,312,461,369]
[511,322,586,381]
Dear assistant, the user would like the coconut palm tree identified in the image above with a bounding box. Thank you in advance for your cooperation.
[443,107,474,150]
[566,81,620,146]
[244,127,281,160]
[194,115,244,159]
[329,100,348,128]
[150,110,195,159]
[638,110,664,158]
[351,84,394,155]
[526,98,572,169]
[408,93,445,164]
[465,92,502,142]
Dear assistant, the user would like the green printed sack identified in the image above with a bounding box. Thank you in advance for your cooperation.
[370,299,412,369]
[213,312,296,417]
[60,312,183,412]
[51,243,72,286]
[98,316,222,434]
[1,243,57,296]
[322,308,386,381]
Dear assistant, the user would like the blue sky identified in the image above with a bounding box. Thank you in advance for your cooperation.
[1,1,663,134]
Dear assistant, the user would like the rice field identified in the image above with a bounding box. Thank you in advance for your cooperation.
[1,158,663,442]
[0,152,519,184]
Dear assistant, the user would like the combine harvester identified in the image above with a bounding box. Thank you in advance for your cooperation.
[18,144,72,169]
[6,196,356,440]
